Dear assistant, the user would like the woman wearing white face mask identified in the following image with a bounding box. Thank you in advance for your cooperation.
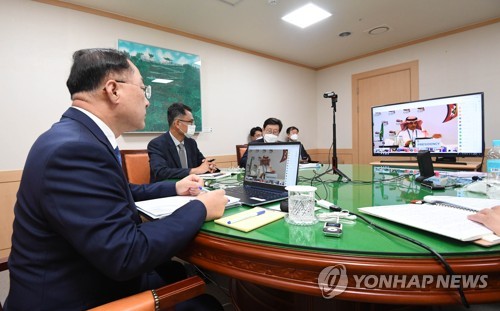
[148,103,218,181]
[239,118,283,168]
[286,126,314,163]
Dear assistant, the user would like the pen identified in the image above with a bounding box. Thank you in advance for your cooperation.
[227,210,266,224]
[198,186,210,192]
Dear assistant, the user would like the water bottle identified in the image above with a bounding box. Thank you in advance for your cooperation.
[486,140,500,172]
[486,140,500,199]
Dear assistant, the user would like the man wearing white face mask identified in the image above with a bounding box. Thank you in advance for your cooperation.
[286,126,313,163]
[148,103,217,182]
[239,117,282,168]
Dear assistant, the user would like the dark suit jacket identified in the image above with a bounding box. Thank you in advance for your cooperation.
[299,143,312,162]
[148,132,205,182]
[5,108,207,310]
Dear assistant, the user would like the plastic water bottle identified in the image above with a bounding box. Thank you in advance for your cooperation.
[486,140,500,173]
[486,140,500,199]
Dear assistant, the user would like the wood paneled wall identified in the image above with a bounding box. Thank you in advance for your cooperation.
[0,148,347,256]
[0,170,21,257]
[210,148,352,168]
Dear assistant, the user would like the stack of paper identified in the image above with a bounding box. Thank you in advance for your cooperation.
[359,195,500,242]
[196,172,232,180]
[136,195,240,219]
[299,163,322,170]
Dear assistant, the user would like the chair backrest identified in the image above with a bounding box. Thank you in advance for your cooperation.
[1,255,204,311]
[235,144,248,167]
[1,256,8,311]
[89,275,205,311]
[121,150,150,184]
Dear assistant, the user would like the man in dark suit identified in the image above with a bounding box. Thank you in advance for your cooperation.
[148,103,217,182]
[239,117,282,168]
[286,126,315,163]
[5,49,226,310]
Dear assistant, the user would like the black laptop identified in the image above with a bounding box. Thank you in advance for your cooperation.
[224,142,301,206]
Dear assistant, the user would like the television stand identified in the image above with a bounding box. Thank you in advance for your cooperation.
[435,156,467,165]
[380,160,417,163]
[436,161,467,165]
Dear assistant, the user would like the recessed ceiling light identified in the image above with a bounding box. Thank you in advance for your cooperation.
[281,3,332,29]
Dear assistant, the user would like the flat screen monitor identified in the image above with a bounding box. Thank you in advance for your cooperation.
[371,92,484,163]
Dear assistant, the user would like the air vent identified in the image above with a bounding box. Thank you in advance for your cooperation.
[218,0,244,6]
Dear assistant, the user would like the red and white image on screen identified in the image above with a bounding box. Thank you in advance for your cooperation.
[373,104,457,154]
[245,149,289,186]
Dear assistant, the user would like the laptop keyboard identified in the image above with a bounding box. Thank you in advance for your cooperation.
[226,186,288,200]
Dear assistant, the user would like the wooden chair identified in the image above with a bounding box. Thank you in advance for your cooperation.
[0,255,205,311]
[121,150,151,184]
[0,256,7,311]
[235,144,248,167]
[90,276,206,311]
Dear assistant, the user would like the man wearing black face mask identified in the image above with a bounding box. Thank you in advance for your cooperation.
[148,103,217,182]
[239,117,282,168]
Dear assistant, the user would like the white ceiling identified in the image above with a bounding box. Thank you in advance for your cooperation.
[57,0,500,69]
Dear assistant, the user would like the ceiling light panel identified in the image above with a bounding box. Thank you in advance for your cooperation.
[281,3,332,29]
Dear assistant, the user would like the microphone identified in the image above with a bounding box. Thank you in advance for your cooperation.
[323,92,337,99]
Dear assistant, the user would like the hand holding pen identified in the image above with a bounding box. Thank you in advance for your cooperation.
[195,189,227,220]
[176,174,204,196]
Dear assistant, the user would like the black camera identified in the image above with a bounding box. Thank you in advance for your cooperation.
[323,92,338,99]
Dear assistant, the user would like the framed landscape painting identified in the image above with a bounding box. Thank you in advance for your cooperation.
[118,40,202,133]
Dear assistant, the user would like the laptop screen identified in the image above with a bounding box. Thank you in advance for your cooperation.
[243,142,301,190]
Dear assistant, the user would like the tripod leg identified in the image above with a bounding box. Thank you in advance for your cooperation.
[333,167,351,182]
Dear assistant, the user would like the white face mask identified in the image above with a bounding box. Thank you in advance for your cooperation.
[184,124,196,138]
[290,134,299,141]
[264,133,278,143]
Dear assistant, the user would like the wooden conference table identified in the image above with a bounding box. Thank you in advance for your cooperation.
[179,165,500,310]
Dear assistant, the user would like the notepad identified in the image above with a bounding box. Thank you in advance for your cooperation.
[359,195,500,242]
[215,207,286,232]
[136,195,240,219]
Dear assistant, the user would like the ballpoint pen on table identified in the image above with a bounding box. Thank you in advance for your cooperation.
[227,210,266,224]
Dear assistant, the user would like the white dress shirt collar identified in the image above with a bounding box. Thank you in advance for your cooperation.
[71,106,118,149]
[169,131,183,148]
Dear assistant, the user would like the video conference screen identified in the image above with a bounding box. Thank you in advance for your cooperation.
[371,92,484,158]
[244,143,300,186]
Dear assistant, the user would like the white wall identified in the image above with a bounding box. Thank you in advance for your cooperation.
[0,0,316,170]
[316,22,500,150]
[1,0,499,171]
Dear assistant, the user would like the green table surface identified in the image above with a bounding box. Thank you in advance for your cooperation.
[200,164,500,257]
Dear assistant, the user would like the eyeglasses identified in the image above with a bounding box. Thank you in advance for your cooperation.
[407,121,418,125]
[116,80,151,99]
[264,129,280,135]
[177,119,195,125]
